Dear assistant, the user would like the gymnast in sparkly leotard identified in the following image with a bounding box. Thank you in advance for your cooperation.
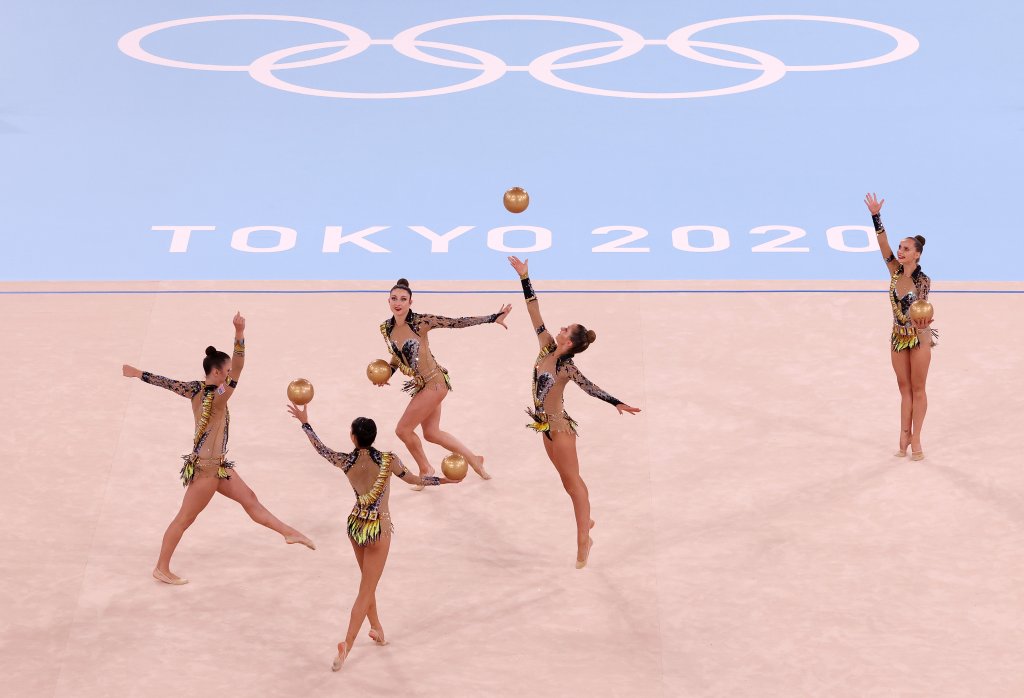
[378,278,511,486]
[866,193,937,461]
[121,312,314,586]
[286,402,457,672]
[508,257,641,568]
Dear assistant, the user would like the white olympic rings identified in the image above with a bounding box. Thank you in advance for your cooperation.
[117,14,920,100]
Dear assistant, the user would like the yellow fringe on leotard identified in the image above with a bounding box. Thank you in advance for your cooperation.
[889,268,938,353]
[179,387,216,487]
[347,452,392,547]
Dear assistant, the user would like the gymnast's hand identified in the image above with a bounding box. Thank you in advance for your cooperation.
[864,192,884,215]
[616,403,641,415]
[913,316,935,330]
[122,364,142,378]
[286,402,308,423]
[508,255,528,277]
[494,303,513,329]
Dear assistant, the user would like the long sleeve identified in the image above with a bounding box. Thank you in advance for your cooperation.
[564,363,622,406]
[301,423,350,468]
[140,372,203,399]
[420,312,500,330]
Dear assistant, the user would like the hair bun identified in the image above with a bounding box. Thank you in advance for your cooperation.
[396,278,410,287]
[914,235,926,247]
[205,345,218,357]
[585,330,597,344]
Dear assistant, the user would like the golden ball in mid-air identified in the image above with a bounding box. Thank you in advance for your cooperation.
[441,453,468,481]
[908,300,934,323]
[503,186,529,214]
[287,378,315,405]
[366,359,392,386]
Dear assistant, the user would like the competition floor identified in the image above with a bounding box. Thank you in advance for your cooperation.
[3,279,1023,697]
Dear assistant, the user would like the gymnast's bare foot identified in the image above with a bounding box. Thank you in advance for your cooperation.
[152,567,188,585]
[895,428,911,457]
[284,532,316,550]
[576,537,594,569]
[331,641,349,672]
[368,627,388,646]
[468,455,491,480]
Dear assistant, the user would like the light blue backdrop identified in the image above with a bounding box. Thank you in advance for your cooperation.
[1,1,1021,281]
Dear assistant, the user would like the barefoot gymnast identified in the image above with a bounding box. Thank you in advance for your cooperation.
[287,401,458,671]
[508,257,641,568]
[122,312,314,585]
[866,193,938,461]
[379,278,511,487]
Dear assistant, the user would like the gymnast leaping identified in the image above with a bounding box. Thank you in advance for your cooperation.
[121,312,314,585]
[286,402,458,671]
[508,257,641,568]
[378,277,511,487]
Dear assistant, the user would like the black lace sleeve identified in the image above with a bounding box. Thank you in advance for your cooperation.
[563,362,623,406]
[141,372,203,399]
[301,423,350,468]
[420,312,499,330]
[914,271,931,301]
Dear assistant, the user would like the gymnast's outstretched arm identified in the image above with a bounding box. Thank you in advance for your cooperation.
[865,193,899,277]
[123,364,202,399]
[215,311,246,405]
[419,306,512,331]
[389,455,457,486]
[564,362,642,415]
[286,403,351,468]
[508,255,554,347]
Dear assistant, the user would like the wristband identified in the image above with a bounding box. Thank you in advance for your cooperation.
[521,276,536,301]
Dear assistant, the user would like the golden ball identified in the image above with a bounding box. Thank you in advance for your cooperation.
[441,453,468,481]
[503,186,529,214]
[908,300,934,323]
[366,359,392,386]
[287,378,315,405]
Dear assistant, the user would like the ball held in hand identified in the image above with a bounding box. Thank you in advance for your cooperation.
[908,300,933,323]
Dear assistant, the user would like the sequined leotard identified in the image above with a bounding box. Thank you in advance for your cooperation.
[516,275,623,438]
[140,338,244,486]
[299,424,441,546]
[380,311,500,396]
[872,212,937,352]
[140,373,237,486]
[888,265,935,351]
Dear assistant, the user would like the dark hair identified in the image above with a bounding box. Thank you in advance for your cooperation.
[906,235,926,254]
[567,324,598,357]
[351,417,377,448]
[202,346,230,374]
[390,278,412,298]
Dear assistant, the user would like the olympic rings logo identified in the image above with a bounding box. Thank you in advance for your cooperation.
[118,14,919,100]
